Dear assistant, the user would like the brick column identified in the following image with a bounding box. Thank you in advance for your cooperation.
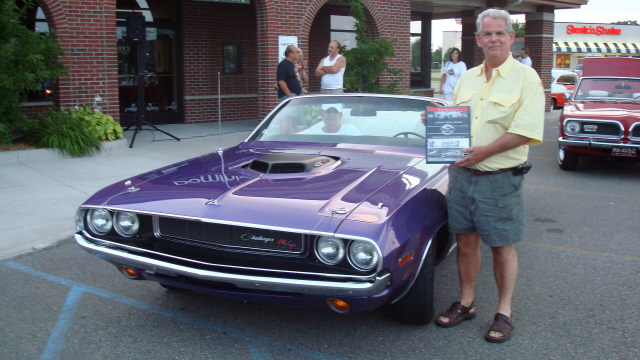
[526,6,555,112]
[461,12,482,68]
[45,0,120,121]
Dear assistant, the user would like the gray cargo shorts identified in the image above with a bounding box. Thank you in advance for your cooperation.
[446,165,526,247]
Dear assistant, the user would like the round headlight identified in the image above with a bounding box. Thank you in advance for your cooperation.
[316,237,345,265]
[75,209,86,231]
[87,208,113,235]
[348,240,380,271]
[114,212,140,237]
[564,120,581,135]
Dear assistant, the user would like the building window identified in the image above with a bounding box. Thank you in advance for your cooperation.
[555,54,570,68]
[331,15,356,49]
[223,44,241,74]
[22,7,53,102]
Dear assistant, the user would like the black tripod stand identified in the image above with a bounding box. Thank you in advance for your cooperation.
[124,42,179,148]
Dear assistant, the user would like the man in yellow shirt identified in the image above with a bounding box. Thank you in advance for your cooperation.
[433,8,544,343]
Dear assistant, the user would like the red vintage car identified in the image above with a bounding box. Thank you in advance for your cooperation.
[550,69,579,111]
[558,57,640,171]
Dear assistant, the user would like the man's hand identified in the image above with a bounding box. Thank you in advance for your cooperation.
[420,111,426,125]
[454,146,488,167]
[454,133,531,168]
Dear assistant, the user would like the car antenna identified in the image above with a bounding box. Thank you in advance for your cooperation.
[217,71,230,189]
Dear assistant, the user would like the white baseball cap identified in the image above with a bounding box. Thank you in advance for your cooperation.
[321,102,343,112]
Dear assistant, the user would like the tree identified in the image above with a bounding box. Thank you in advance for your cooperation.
[411,38,421,70]
[512,20,526,37]
[611,20,639,25]
[432,47,442,66]
[342,0,403,93]
[0,0,66,144]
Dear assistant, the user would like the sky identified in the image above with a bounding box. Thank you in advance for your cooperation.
[421,0,640,49]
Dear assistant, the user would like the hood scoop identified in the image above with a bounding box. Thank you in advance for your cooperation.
[248,153,337,174]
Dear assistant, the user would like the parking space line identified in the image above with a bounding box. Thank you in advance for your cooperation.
[2,261,345,360]
[41,287,83,360]
[519,242,640,262]
[525,184,640,201]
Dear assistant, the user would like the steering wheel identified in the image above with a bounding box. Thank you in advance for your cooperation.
[393,132,425,139]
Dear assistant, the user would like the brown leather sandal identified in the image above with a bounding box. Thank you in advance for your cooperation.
[435,301,476,328]
[485,313,514,343]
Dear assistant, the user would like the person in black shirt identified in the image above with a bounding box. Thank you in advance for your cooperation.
[277,46,302,102]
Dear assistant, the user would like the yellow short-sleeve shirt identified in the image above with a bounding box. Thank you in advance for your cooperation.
[452,55,545,171]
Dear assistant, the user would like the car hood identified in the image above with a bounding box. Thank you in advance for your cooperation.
[565,102,640,122]
[82,142,447,234]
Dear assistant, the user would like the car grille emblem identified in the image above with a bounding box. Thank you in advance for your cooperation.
[583,125,598,132]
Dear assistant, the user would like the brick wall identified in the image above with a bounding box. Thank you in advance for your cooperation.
[39,0,120,121]
[526,7,556,112]
[181,1,258,123]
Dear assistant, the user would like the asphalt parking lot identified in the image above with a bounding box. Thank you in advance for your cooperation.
[1,111,639,360]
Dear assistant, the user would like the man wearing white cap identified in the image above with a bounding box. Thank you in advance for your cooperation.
[301,102,361,135]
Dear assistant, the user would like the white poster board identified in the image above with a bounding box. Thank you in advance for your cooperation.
[278,36,298,63]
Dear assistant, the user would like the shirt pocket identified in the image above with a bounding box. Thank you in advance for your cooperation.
[453,91,473,106]
[486,94,518,129]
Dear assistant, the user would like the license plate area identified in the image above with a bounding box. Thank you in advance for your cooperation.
[611,146,637,157]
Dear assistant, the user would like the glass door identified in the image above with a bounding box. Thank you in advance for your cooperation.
[116,0,180,126]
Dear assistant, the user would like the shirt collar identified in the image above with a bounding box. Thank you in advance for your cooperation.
[476,55,517,79]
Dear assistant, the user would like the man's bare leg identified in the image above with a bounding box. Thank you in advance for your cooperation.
[488,244,518,339]
[438,231,481,324]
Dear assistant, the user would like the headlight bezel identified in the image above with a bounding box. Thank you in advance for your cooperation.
[315,236,346,265]
[564,120,581,135]
[87,208,113,235]
[114,211,140,237]
[347,240,380,271]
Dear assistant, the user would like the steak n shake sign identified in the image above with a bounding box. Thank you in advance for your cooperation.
[566,24,622,36]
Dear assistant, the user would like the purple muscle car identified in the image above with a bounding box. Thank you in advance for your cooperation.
[75,94,454,324]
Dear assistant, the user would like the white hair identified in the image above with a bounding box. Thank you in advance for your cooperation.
[476,8,514,34]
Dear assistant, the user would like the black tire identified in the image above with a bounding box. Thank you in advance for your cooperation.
[550,98,557,111]
[558,145,579,171]
[391,242,435,325]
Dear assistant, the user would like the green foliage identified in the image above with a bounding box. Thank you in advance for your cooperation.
[512,20,526,37]
[432,47,442,65]
[611,20,638,25]
[0,0,67,144]
[70,107,124,142]
[24,110,101,157]
[411,38,421,70]
[342,0,403,94]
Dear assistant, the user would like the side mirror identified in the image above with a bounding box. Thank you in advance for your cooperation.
[563,93,571,101]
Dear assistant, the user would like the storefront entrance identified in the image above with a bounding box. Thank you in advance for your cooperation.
[116,0,181,126]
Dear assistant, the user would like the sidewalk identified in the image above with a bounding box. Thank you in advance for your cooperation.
[0,120,259,260]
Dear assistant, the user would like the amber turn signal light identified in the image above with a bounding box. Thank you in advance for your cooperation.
[326,298,351,313]
[399,251,414,266]
[117,265,140,279]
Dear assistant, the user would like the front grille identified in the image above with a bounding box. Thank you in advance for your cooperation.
[579,121,621,137]
[249,160,269,173]
[631,123,640,139]
[157,217,305,254]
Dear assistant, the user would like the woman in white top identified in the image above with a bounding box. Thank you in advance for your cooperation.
[439,48,467,103]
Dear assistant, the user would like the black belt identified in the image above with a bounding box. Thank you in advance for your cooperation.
[466,166,518,176]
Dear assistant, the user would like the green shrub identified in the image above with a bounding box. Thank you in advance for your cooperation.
[24,110,101,157]
[70,106,123,141]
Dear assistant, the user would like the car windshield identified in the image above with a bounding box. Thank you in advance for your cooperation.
[573,77,640,102]
[247,95,446,149]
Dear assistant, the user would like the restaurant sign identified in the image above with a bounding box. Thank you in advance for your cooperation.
[567,25,622,35]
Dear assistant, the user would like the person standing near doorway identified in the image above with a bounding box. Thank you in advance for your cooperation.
[439,48,467,103]
[277,45,302,102]
[315,40,346,93]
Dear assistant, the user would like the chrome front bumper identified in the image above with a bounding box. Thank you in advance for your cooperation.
[558,137,640,150]
[75,234,390,297]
